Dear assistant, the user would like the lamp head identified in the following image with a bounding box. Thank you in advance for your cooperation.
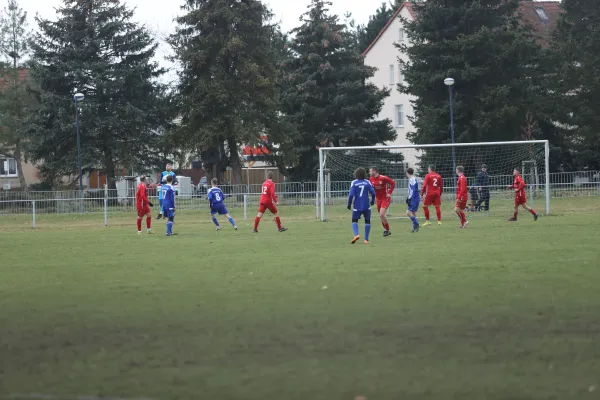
[74,93,84,101]
[444,78,455,86]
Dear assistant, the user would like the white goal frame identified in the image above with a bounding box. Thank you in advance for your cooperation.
[317,140,550,221]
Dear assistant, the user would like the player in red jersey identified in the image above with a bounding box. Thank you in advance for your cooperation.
[455,166,469,228]
[421,164,443,226]
[136,176,154,234]
[368,167,396,237]
[508,168,539,222]
[254,171,287,233]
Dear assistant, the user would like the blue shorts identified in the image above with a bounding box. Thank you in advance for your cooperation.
[164,209,175,218]
[210,204,228,216]
[408,200,419,213]
[352,209,371,221]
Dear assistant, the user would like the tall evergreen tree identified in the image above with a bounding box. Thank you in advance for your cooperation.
[549,0,600,170]
[281,0,395,181]
[170,0,279,184]
[356,2,400,54]
[27,0,165,189]
[0,0,32,189]
[399,0,545,176]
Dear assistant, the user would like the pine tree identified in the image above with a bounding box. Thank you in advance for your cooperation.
[399,0,545,176]
[356,2,401,54]
[549,0,600,170]
[27,0,165,189]
[0,0,32,189]
[281,0,395,181]
[170,0,279,184]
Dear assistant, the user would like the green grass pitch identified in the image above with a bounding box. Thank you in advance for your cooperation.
[1,197,600,399]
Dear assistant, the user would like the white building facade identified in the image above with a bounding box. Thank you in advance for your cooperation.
[363,3,418,166]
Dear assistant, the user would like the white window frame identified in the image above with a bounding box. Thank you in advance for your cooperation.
[535,8,548,21]
[1,158,18,178]
[388,64,395,86]
[399,28,405,42]
[398,64,403,83]
[395,105,404,128]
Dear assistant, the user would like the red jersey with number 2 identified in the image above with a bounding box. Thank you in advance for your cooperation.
[369,175,395,200]
[260,180,278,204]
[456,175,468,201]
[422,172,443,196]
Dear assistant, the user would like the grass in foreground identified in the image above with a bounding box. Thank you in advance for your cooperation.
[1,199,599,400]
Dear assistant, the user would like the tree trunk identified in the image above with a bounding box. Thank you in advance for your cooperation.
[104,151,117,191]
[227,136,242,185]
[14,140,28,190]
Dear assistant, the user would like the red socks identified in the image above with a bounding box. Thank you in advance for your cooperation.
[275,217,282,229]
[137,218,142,231]
[435,206,442,221]
[457,211,466,225]
[423,207,430,220]
[254,217,260,230]
[381,221,390,230]
[514,211,518,219]
[529,209,537,216]
[146,217,151,229]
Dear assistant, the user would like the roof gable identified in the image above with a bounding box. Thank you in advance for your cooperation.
[362,1,560,56]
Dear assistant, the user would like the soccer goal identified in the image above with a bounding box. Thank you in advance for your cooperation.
[317,140,550,221]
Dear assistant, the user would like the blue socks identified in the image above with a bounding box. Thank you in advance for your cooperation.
[410,216,419,227]
[228,217,236,227]
[212,216,220,227]
[352,222,359,236]
[365,224,371,241]
[166,221,173,235]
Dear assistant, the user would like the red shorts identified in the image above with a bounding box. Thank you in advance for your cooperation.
[455,199,467,210]
[515,195,527,206]
[376,198,391,211]
[424,193,441,207]
[258,202,278,214]
[137,205,151,217]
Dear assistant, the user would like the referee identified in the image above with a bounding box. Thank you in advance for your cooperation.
[475,164,490,211]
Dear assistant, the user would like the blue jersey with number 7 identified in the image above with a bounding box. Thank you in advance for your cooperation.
[348,179,375,211]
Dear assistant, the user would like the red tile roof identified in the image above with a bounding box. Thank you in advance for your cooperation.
[0,68,29,91]
[362,1,560,56]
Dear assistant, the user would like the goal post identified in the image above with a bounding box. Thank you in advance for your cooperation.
[317,140,551,221]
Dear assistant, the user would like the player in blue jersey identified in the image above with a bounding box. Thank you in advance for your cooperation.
[156,163,177,220]
[207,178,237,231]
[347,167,376,244]
[162,175,176,236]
[405,168,420,233]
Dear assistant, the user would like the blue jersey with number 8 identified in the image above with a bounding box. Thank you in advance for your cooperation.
[207,187,225,207]
[348,179,375,211]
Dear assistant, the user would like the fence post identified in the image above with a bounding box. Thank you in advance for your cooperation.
[32,200,36,229]
[104,184,108,226]
[243,195,247,221]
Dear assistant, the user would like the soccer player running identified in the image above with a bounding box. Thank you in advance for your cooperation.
[348,168,376,244]
[135,176,154,234]
[455,166,469,228]
[368,167,395,237]
[207,178,237,231]
[405,168,420,233]
[508,168,539,222]
[156,163,177,220]
[162,175,176,236]
[254,171,287,233]
[421,165,443,226]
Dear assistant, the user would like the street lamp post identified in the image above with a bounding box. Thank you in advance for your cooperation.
[444,77,456,175]
[74,93,84,198]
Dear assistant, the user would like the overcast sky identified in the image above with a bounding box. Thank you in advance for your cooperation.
[16,0,383,82]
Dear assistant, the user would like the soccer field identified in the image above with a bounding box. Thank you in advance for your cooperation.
[1,197,600,400]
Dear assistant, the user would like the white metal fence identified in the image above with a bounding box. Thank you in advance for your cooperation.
[0,171,599,227]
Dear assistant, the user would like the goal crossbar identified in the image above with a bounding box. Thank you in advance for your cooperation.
[317,140,551,221]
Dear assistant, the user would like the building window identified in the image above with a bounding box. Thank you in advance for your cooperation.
[398,65,403,82]
[399,28,404,42]
[1,158,18,177]
[389,64,394,85]
[395,105,404,127]
[535,8,548,21]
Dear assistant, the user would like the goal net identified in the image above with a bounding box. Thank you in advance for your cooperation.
[317,140,549,221]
